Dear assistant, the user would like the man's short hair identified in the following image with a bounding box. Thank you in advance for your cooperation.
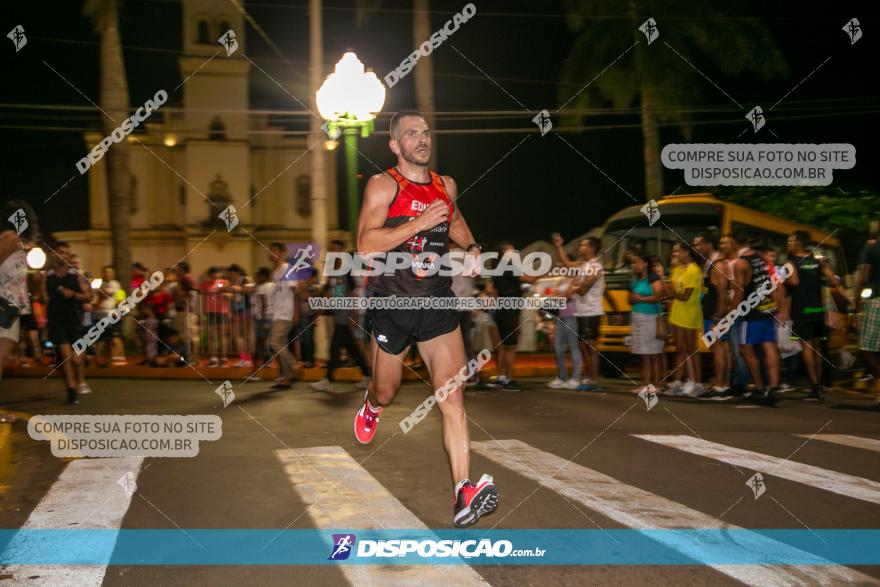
[729,229,750,247]
[792,230,811,247]
[389,110,424,140]
[585,236,601,254]
[178,261,190,273]
[270,242,286,253]
[696,233,719,248]
[678,238,697,260]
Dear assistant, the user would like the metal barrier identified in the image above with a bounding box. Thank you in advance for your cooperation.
[189,290,257,364]
[129,290,261,365]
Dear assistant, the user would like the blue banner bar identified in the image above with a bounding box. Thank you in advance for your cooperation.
[1,529,879,565]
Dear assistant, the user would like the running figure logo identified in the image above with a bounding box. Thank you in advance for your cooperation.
[284,244,316,280]
[214,380,235,408]
[219,205,239,232]
[321,121,341,140]
[8,208,28,235]
[7,25,26,52]
[117,471,137,498]
[532,110,552,136]
[639,18,659,44]
[328,533,356,560]
[842,18,862,45]
[746,106,766,133]
[746,472,766,500]
[637,384,659,411]
[218,30,239,56]
[639,199,660,227]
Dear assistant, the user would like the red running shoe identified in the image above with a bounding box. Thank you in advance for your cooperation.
[354,392,382,444]
[453,474,499,527]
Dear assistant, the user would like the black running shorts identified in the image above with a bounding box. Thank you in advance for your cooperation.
[494,309,521,346]
[367,287,460,355]
[577,315,601,341]
[790,319,826,341]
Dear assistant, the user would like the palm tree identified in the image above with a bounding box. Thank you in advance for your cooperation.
[83,0,132,291]
[560,0,785,200]
[356,0,439,165]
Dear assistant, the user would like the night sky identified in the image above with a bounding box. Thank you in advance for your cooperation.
[2,0,877,251]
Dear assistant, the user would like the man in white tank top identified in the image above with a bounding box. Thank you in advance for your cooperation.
[553,235,618,391]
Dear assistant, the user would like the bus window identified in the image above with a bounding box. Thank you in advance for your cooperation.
[730,222,789,262]
[599,212,722,286]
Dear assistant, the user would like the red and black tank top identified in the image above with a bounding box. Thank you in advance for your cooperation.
[365,168,454,296]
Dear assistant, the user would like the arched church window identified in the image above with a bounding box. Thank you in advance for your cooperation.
[196,18,210,44]
[209,117,226,141]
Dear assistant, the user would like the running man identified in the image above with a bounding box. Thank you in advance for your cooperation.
[354,110,499,527]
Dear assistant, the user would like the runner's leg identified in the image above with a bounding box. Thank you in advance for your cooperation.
[417,327,469,486]
[369,338,407,407]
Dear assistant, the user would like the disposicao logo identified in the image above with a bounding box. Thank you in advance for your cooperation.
[328,533,356,561]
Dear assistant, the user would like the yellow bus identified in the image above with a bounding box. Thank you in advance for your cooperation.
[549,193,848,374]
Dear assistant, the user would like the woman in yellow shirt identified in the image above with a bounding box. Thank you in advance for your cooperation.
[667,240,704,396]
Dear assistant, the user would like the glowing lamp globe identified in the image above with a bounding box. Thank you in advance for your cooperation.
[316,52,386,122]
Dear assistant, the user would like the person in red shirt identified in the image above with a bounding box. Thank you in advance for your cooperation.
[199,267,230,366]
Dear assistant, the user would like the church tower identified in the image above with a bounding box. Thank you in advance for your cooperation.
[178,0,252,229]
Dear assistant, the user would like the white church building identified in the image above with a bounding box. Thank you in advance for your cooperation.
[58,0,342,276]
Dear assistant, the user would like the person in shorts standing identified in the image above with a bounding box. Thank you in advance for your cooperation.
[629,252,666,393]
[43,243,91,404]
[667,239,704,397]
[784,230,843,401]
[0,200,38,402]
[854,222,880,404]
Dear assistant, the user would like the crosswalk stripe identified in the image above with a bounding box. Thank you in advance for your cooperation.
[275,446,489,586]
[801,433,880,453]
[0,456,144,586]
[635,434,880,505]
[472,439,875,586]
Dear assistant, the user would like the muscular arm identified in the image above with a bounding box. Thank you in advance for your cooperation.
[554,243,582,268]
[711,263,728,319]
[731,259,750,309]
[356,173,447,254]
[442,176,476,250]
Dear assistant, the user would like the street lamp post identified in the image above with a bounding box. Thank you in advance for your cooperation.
[316,52,385,240]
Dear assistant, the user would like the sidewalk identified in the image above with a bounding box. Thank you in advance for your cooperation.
[1,354,565,382]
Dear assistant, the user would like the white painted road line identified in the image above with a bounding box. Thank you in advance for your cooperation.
[802,433,880,453]
[635,434,880,505]
[472,439,876,586]
[276,446,489,586]
[0,456,145,586]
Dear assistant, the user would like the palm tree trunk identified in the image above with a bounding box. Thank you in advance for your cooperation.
[640,84,664,200]
[627,0,663,201]
[412,0,438,166]
[99,0,133,291]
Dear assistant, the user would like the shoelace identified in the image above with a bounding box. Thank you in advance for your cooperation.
[363,406,380,429]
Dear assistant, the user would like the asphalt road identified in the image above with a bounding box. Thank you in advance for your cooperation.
[0,375,878,586]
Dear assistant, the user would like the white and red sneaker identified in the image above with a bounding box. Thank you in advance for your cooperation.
[354,393,382,444]
[453,474,499,527]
